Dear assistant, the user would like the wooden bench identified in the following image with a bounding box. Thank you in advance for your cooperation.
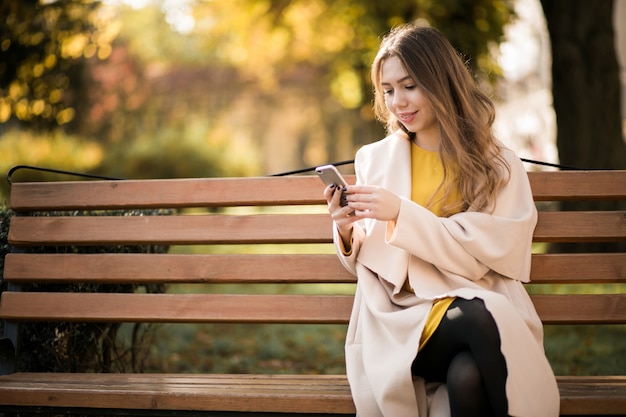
[1,169,625,416]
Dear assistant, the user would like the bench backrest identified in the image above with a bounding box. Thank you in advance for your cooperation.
[2,171,626,331]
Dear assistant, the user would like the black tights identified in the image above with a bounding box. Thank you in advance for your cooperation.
[411,298,509,417]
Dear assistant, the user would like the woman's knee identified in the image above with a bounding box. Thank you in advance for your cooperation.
[447,298,501,343]
[447,351,482,392]
[449,298,490,324]
[447,351,492,416]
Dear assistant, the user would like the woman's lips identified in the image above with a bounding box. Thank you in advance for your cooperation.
[398,111,417,123]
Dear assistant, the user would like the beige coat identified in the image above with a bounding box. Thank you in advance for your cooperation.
[336,133,560,417]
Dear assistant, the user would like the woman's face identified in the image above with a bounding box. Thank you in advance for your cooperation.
[380,55,439,148]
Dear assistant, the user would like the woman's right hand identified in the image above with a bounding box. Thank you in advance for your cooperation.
[323,184,356,245]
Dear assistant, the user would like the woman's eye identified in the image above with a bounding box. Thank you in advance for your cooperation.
[405,85,415,90]
[383,89,393,95]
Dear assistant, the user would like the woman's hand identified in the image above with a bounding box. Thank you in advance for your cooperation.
[324,184,402,247]
[324,185,357,244]
[345,185,401,222]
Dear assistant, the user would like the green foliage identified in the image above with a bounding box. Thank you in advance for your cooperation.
[189,0,515,104]
[0,0,118,128]
[545,325,626,375]
[96,117,259,180]
[0,128,104,201]
[144,323,348,375]
[0,0,516,182]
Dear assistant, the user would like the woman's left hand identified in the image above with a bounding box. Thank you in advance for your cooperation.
[345,185,401,222]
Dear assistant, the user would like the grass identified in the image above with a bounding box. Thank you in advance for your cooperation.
[544,324,626,375]
[132,319,626,376]
[141,322,348,374]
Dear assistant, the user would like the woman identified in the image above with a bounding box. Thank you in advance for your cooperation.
[323,24,559,417]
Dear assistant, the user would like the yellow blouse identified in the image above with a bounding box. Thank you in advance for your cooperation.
[408,143,461,351]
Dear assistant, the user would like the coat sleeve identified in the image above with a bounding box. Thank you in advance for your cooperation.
[387,154,537,282]
[332,148,368,275]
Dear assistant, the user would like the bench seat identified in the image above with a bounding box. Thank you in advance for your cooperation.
[1,373,625,416]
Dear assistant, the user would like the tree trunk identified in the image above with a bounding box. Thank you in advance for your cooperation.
[540,0,625,253]
[541,0,625,170]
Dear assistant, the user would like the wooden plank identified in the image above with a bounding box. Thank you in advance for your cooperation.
[5,252,624,285]
[0,373,625,415]
[528,170,626,201]
[532,294,626,324]
[8,176,343,211]
[0,293,354,324]
[9,171,626,213]
[557,375,626,415]
[8,211,626,247]
[3,253,356,284]
[8,214,334,246]
[529,253,626,284]
[534,211,626,242]
[1,292,625,325]
[0,373,356,413]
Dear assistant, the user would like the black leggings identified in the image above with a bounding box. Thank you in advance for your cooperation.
[411,298,509,417]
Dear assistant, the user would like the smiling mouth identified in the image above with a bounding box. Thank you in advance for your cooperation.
[398,111,417,122]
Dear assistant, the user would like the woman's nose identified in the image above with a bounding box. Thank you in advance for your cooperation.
[392,90,407,108]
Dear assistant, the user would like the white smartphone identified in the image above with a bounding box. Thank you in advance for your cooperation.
[315,164,349,206]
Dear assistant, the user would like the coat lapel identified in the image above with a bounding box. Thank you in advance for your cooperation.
[356,135,412,292]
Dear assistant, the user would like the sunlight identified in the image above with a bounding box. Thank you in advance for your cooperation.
[105,0,195,34]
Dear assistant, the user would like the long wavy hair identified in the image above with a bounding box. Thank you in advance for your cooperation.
[371,23,510,215]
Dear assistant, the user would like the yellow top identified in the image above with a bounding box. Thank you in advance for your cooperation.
[408,143,461,351]
[409,143,460,215]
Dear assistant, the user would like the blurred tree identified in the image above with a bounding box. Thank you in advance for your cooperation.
[540,0,626,254]
[192,0,515,109]
[183,0,515,172]
[0,0,515,181]
[540,0,625,171]
[0,0,118,130]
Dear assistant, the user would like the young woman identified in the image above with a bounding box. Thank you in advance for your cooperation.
[324,24,559,417]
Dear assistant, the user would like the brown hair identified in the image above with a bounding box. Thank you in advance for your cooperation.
[371,23,510,215]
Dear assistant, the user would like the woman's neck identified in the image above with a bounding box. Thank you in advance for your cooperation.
[412,134,440,152]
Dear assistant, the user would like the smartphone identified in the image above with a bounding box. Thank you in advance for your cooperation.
[315,164,349,206]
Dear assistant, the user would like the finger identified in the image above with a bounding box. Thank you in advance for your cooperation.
[345,185,374,195]
[332,203,356,220]
[323,184,337,202]
[331,185,345,206]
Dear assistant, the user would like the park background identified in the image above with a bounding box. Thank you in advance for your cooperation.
[1,0,626,376]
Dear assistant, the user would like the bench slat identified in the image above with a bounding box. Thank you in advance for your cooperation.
[5,252,625,284]
[534,211,626,242]
[0,293,354,324]
[529,253,626,284]
[2,292,625,324]
[3,253,356,284]
[0,373,625,415]
[8,214,334,246]
[8,211,626,246]
[9,177,332,211]
[532,294,626,324]
[8,171,626,211]
[527,170,626,201]
[0,373,355,414]
[558,375,626,415]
